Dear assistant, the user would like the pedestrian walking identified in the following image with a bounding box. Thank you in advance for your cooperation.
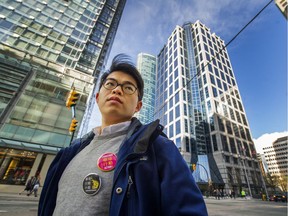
[27,176,40,197]
[38,54,208,216]
[241,190,246,199]
[216,189,221,200]
[229,189,232,198]
[213,189,217,199]
[29,175,40,197]
[231,189,236,199]
[19,176,35,195]
[221,190,224,199]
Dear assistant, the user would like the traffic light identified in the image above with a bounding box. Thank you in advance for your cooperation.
[66,88,79,109]
[192,163,196,171]
[69,118,78,133]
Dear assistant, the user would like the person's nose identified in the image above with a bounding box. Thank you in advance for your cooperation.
[112,85,123,95]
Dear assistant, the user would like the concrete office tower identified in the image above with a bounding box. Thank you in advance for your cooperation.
[155,21,262,195]
[134,53,156,124]
[263,136,288,176]
[257,153,269,175]
[0,0,126,192]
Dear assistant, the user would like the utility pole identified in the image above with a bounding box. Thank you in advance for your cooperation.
[239,143,252,198]
[240,155,252,197]
[260,170,269,200]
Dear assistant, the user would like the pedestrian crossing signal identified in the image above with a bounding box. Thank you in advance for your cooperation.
[69,118,78,133]
[66,88,79,109]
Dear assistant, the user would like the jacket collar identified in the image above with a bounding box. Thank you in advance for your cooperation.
[76,118,163,158]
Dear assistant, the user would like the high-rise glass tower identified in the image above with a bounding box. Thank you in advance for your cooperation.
[155,21,262,195]
[0,0,126,190]
[134,53,156,124]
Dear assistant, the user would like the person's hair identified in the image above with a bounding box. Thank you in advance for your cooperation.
[98,54,144,101]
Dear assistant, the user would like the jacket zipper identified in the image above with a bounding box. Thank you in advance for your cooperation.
[125,155,148,199]
[126,175,133,198]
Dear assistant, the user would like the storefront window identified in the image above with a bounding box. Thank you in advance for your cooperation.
[0,148,37,185]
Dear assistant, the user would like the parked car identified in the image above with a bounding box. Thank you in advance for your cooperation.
[281,192,287,202]
[269,193,287,202]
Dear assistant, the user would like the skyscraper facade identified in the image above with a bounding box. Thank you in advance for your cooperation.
[263,136,288,176]
[0,0,126,191]
[155,21,262,195]
[134,53,156,124]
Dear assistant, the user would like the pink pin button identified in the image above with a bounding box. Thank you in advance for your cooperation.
[97,152,117,172]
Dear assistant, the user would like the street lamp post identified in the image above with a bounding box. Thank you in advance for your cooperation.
[258,155,269,200]
[239,154,252,197]
[260,169,269,200]
[221,150,229,192]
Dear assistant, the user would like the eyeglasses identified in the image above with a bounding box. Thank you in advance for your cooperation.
[102,78,138,95]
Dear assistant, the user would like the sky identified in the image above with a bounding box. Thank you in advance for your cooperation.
[89,0,287,154]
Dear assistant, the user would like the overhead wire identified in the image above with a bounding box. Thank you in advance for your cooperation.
[153,0,274,117]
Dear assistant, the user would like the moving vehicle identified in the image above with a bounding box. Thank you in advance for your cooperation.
[269,193,287,202]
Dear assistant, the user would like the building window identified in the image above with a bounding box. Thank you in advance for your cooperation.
[226,121,233,134]
[225,155,230,163]
[175,105,180,118]
[176,120,181,134]
[212,134,218,151]
[169,110,173,122]
[210,116,215,131]
[218,116,225,132]
[0,148,37,185]
[175,137,181,148]
[210,74,215,85]
[184,119,188,133]
[212,87,217,97]
[230,137,237,154]
[221,135,229,152]
[175,92,179,103]
[169,124,174,138]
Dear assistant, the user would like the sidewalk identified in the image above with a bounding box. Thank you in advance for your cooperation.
[0,192,39,202]
[204,196,263,202]
[1,192,262,202]
[0,192,39,215]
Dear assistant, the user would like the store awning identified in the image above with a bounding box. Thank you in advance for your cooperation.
[0,138,61,155]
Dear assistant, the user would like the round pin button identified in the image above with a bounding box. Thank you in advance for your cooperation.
[97,152,117,172]
[83,173,101,196]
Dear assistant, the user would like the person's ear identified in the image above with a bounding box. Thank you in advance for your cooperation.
[134,101,142,113]
[96,93,99,103]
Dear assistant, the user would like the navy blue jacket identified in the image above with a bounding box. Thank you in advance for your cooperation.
[38,119,207,216]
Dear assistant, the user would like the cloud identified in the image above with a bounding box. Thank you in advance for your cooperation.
[253,131,288,154]
[109,0,269,62]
